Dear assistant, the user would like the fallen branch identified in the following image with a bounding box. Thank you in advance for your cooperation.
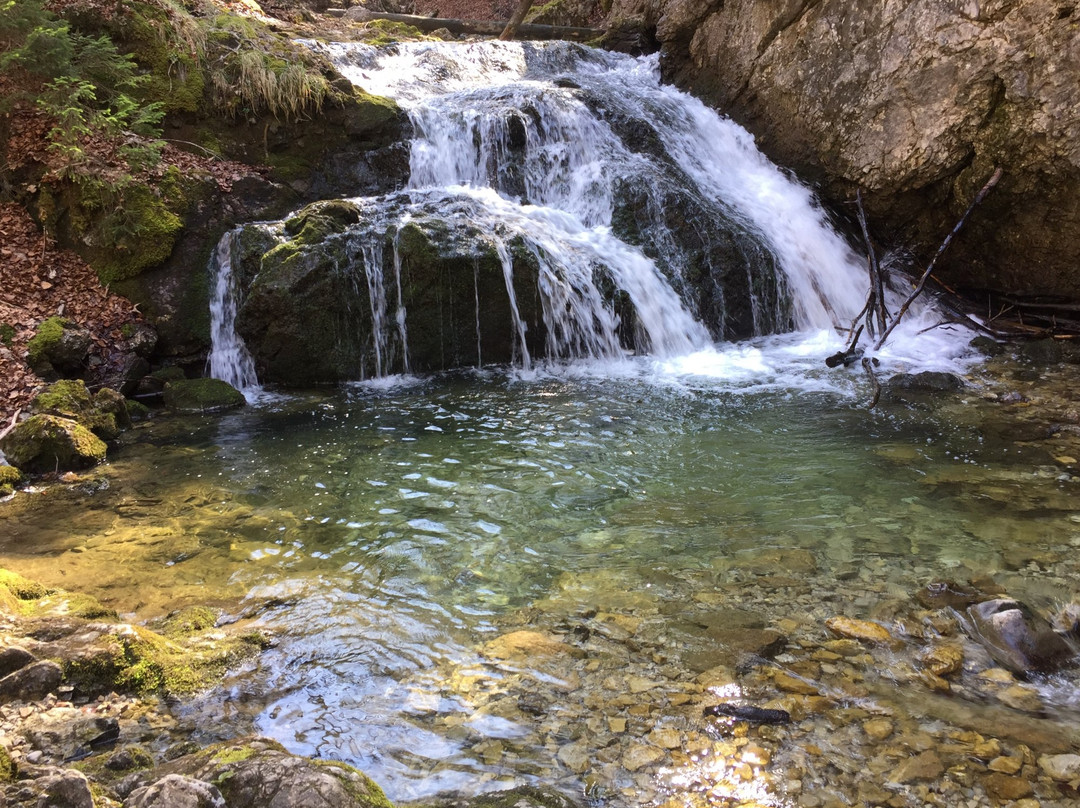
[338,9,604,41]
[862,357,882,408]
[873,167,1003,350]
[855,190,888,336]
[0,408,22,442]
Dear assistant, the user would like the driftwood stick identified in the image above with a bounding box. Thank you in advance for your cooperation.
[0,408,22,442]
[855,189,888,334]
[862,357,882,408]
[340,10,604,41]
[873,167,1002,350]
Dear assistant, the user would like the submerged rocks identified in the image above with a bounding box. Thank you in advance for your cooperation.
[967,599,1077,676]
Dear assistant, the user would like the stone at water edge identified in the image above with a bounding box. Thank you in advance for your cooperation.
[0,414,108,474]
[0,659,62,702]
[1038,753,1080,782]
[163,378,246,414]
[967,598,1076,675]
[125,774,226,808]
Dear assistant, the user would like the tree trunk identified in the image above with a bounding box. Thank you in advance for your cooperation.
[499,0,535,41]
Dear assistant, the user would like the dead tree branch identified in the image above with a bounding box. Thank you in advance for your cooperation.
[500,0,535,41]
[872,167,1002,350]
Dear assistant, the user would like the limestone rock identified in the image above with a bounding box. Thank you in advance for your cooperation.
[983,772,1034,802]
[1038,753,1080,782]
[0,414,108,474]
[918,644,964,677]
[482,630,582,661]
[608,0,1080,300]
[22,708,119,761]
[888,750,944,784]
[0,660,62,702]
[3,766,94,808]
[125,774,226,808]
[622,743,664,771]
[967,598,1076,675]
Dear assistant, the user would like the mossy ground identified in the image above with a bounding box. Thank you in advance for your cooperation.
[0,465,22,496]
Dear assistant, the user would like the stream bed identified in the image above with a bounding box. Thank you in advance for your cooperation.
[3,349,1080,807]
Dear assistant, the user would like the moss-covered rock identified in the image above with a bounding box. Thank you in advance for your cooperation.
[411,785,583,808]
[0,465,22,496]
[0,568,51,602]
[56,618,264,698]
[0,414,108,474]
[0,745,16,783]
[30,379,130,441]
[161,737,394,808]
[162,378,246,414]
[26,316,92,376]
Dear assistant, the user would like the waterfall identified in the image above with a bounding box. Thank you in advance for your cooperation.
[206,230,259,394]
[317,40,872,343]
[214,40,968,385]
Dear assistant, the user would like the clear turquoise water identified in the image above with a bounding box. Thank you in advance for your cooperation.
[4,357,1079,805]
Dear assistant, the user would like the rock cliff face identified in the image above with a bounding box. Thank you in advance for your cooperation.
[609,0,1080,300]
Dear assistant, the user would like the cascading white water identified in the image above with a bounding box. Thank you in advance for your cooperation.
[210,39,971,389]
[206,230,260,394]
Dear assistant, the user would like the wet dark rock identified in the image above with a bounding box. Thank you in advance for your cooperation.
[102,352,152,398]
[0,660,62,702]
[125,774,226,808]
[681,627,787,673]
[703,703,791,724]
[967,598,1077,676]
[916,580,983,610]
[1017,338,1064,365]
[106,746,155,772]
[0,646,36,679]
[970,335,1005,357]
[881,371,965,405]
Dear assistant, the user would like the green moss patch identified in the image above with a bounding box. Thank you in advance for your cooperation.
[62,621,264,698]
[163,378,246,414]
[0,568,51,601]
[0,465,22,496]
[26,316,68,367]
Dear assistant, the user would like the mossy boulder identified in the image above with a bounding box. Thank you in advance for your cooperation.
[0,465,22,496]
[26,317,92,377]
[0,414,108,474]
[413,785,583,808]
[30,380,130,440]
[159,737,393,808]
[234,200,546,385]
[163,378,246,414]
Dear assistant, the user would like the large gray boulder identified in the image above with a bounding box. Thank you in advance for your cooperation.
[609,0,1080,300]
[968,598,1077,675]
[156,737,392,808]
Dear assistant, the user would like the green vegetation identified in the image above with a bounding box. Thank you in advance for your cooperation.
[0,323,15,348]
[0,413,108,473]
[2,0,356,283]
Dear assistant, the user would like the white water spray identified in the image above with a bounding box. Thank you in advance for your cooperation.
[207,230,260,394]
